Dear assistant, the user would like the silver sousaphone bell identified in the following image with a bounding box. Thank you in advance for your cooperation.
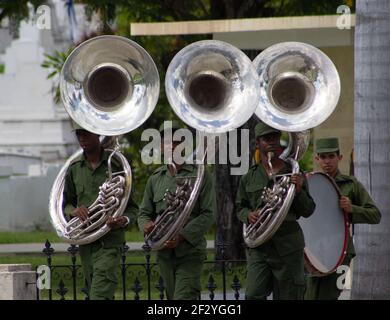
[60,35,159,135]
[165,40,260,133]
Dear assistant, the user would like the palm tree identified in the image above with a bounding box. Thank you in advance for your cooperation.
[352,0,390,299]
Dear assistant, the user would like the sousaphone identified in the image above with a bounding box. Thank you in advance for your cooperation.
[49,35,159,245]
[243,42,341,248]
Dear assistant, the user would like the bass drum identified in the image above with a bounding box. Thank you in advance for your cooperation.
[299,172,349,276]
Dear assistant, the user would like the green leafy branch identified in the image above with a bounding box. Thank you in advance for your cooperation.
[41,48,73,104]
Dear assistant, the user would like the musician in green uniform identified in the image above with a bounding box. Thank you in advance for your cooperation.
[304,137,381,300]
[63,122,138,300]
[138,121,216,300]
[236,122,316,300]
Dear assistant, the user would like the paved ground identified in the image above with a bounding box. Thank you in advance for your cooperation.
[200,289,351,300]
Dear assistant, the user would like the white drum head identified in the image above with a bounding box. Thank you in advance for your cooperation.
[299,172,348,276]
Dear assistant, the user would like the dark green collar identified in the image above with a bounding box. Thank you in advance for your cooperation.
[76,148,108,170]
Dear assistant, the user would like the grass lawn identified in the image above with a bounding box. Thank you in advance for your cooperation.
[0,227,215,244]
[0,231,61,244]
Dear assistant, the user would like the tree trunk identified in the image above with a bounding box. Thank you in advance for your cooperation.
[352,0,390,299]
[215,115,259,260]
[214,49,261,260]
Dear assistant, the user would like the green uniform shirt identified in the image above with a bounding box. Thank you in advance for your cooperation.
[63,149,139,248]
[236,163,316,256]
[138,164,216,258]
[334,171,381,258]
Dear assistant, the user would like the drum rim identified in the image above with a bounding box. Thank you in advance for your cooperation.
[303,171,349,277]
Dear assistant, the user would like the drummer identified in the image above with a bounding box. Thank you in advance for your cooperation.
[305,137,381,300]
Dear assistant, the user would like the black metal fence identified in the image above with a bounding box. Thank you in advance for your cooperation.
[37,240,247,300]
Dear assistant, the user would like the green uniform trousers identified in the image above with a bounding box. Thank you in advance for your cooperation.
[305,273,342,300]
[79,242,121,300]
[158,251,204,300]
[246,242,306,300]
[304,255,353,300]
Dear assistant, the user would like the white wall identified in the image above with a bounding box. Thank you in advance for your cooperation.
[0,163,60,231]
[0,11,76,163]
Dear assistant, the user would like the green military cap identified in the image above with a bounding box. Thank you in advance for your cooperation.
[254,122,280,138]
[315,137,340,154]
[159,120,185,133]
